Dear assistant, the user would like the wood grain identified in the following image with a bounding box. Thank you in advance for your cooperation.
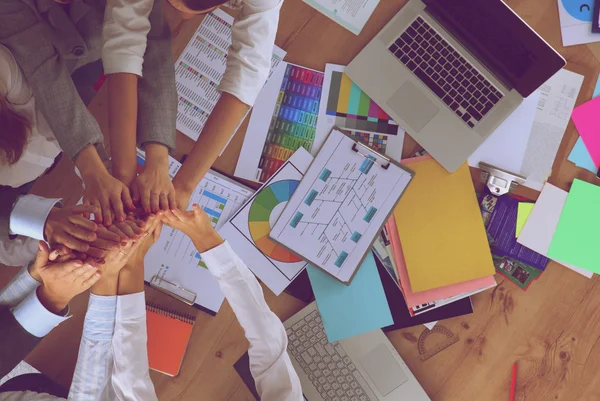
[3,0,600,399]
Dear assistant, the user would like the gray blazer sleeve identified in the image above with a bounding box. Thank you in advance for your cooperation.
[0,307,41,378]
[0,0,104,160]
[137,0,177,153]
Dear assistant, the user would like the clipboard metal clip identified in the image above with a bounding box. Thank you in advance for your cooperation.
[351,142,391,170]
[479,162,526,196]
[149,275,197,306]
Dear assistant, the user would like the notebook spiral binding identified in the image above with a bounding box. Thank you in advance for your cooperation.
[146,303,196,325]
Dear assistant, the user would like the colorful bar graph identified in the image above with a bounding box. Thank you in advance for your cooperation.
[258,64,324,183]
[326,71,399,135]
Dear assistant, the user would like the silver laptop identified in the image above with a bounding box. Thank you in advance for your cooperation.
[346,0,565,172]
[285,302,430,401]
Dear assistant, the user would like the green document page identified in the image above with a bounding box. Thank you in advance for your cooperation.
[548,179,600,274]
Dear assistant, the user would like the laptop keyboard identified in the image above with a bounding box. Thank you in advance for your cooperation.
[287,310,377,401]
[388,16,504,129]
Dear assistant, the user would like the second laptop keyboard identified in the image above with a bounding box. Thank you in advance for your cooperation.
[388,16,504,129]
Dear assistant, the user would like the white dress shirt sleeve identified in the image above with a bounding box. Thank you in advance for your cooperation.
[202,241,303,401]
[0,264,40,307]
[9,195,60,241]
[102,0,153,76]
[110,292,157,401]
[218,0,283,106]
[68,294,117,401]
[10,289,70,338]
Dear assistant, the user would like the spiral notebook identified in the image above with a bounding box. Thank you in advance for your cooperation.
[146,303,196,377]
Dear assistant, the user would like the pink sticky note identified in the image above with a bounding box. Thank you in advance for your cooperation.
[572,96,600,170]
[385,217,496,308]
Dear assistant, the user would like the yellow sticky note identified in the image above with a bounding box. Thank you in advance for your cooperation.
[393,157,494,292]
[516,203,534,238]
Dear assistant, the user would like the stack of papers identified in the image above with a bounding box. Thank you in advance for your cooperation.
[568,73,600,173]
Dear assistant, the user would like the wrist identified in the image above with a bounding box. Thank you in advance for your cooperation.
[91,274,119,296]
[75,146,107,180]
[192,231,224,253]
[144,144,169,169]
[37,286,68,315]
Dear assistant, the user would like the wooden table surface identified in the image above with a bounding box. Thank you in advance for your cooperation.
[4,0,600,399]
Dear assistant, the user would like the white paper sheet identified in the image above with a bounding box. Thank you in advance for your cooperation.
[139,150,255,313]
[270,129,413,283]
[219,148,313,295]
[303,0,379,35]
[234,62,328,183]
[468,91,540,173]
[557,0,600,46]
[520,69,584,190]
[174,9,286,141]
[423,322,437,330]
[517,183,593,278]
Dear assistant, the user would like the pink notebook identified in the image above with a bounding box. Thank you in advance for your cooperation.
[385,216,496,308]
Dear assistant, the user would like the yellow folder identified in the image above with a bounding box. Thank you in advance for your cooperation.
[393,156,494,292]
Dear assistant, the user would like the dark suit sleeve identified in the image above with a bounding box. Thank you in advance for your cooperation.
[0,0,104,160]
[0,307,41,378]
[137,0,177,153]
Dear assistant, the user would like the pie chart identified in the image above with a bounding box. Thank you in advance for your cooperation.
[248,179,303,263]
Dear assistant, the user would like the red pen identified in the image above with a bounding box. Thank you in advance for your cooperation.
[510,362,517,401]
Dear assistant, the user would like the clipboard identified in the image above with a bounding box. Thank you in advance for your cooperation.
[269,127,414,285]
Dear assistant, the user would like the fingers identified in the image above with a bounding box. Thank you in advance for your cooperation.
[34,241,51,271]
[64,223,97,242]
[72,204,100,218]
[116,222,138,239]
[150,192,160,214]
[54,232,90,253]
[90,236,120,251]
[96,227,122,243]
[152,222,163,241]
[141,189,151,214]
[125,220,144,236]
[171,207,188,220]
[101,199,113,226]
[81,271,102,289]
[92,199,103,225]
[58,259,85,275]
[111,192,126,223]
[159,193,169,211]
[68,214,98,232]
[121,186,135,212]
[108,225,128,242]
[168,191,178,210]
[85,247,109,259]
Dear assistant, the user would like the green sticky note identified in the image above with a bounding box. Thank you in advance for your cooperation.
[516,202,534,237]
[548,179,600,273]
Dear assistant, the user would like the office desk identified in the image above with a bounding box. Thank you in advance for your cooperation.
[14,0,600,400]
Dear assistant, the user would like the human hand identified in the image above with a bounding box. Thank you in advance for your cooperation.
[44,205,99,253]
[32,242,101,314]
[161,204,223,252]
[81,226,122,261]
[131,144,177,213]
[82,170,135,226]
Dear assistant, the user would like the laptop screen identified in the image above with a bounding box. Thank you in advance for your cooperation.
[424,0,565,97]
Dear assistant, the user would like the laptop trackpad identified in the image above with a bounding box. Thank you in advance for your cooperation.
[387,82,439,132]
[359,344,409,396]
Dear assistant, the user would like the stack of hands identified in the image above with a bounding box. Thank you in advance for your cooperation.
[34,202,223,313]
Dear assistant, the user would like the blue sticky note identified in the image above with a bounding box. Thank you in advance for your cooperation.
[568,137,597,173]
[307,252,393,343]
[594,73,600,98]
[567,73,600,173]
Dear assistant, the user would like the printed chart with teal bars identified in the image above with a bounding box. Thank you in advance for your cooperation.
[270,129,413,283]
[143,153,254,313]
[256,64,324,183]
[326,69,399,135]
[174,9,285,141]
